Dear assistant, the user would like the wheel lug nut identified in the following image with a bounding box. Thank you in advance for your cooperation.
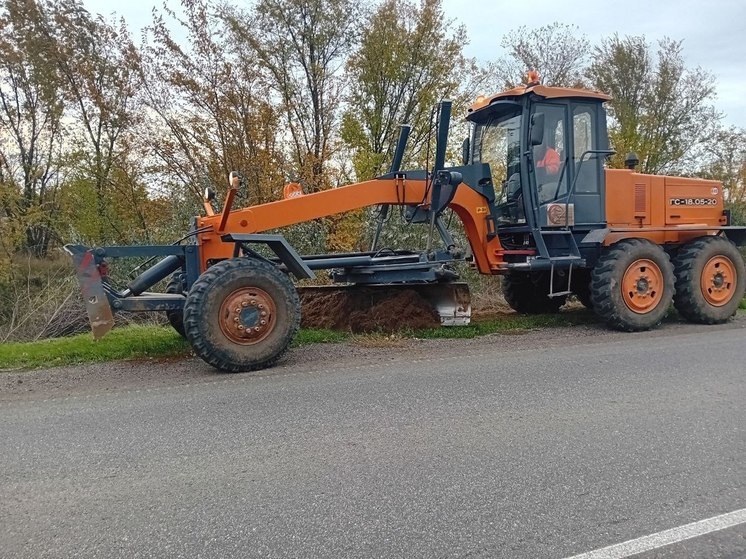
[254,327,261,332]
[234,317,239,323]
[235,307,240,313]
[260,320,266,325]
[241,301,248,307]
[238,325,244,330]
[261,311,267,317]
[258,304,264,309]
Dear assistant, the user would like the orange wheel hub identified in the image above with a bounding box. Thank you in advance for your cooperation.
[700,256,736,307]
[621,259,664,314]
[219,287,276,344]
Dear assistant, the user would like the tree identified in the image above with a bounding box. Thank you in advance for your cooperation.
[226,0,361,192]
[41,0,143,243]
[487,23,589,89]
[141,0,285,207]
[341,0,467,181]
[588,35,721,174]
[0,0,65,256]
[697,126,746,223]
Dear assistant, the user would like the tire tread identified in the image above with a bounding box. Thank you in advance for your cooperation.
[502,272,565,314]
[183,258,300,373]
[590,239,674,331]
[673,236,745,324]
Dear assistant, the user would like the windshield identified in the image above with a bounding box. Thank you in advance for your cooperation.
[472,111,525,223]
[472,112,522,186]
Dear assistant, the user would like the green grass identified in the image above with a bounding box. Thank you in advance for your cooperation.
[293,328,349,346]
[2,300,744,370]
[411,310,597,339]
[0,324,350,370]
[0,325,190,370]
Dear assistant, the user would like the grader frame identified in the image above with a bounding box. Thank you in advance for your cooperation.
[67,79,746,372]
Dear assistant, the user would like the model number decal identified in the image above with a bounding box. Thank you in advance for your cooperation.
[669,198,717,206]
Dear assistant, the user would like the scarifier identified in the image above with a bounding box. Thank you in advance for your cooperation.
[66,73,746,372]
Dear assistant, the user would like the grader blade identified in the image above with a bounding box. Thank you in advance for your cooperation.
[297,282,471,332]
[418,282,472,326]
[66,247,115,339]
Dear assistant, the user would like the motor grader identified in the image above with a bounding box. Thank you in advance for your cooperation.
[66,75,746,372]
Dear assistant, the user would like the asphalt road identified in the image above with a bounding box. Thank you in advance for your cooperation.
[1,320,745,558]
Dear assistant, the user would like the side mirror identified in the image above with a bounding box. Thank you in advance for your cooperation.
[530,113,545,146]
[461,137,470,165]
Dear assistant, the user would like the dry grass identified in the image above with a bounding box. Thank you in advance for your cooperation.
[0,253,80,342]
[0,252,173,343]
[350,332,408,348]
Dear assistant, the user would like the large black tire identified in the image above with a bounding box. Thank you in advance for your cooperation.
[183,258,300,373]
[591,239,674,331]
[165,273,186,339]
[502,271,566,314]
[571,268,593,309]
[673,236,746,324]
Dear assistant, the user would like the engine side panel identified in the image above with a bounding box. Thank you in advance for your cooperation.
[664,176,724,226]
[605,168,725,229]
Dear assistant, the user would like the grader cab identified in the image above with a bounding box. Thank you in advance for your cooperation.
[66,75,746,372]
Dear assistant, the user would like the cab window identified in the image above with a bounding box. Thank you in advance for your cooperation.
[573,105,599,193]
[532,104,568,204]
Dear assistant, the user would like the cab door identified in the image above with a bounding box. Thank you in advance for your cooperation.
[530,103,569,215]
[568,103,605,226]
[529,101,606,228]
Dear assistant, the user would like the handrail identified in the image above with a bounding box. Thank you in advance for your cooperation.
[563,149,615,228]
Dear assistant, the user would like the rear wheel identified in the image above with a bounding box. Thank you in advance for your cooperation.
[165,272,186,339]
[183,258,300,372]
[591,239,674,331]
[673,236,745,324]
[502,271,566,314]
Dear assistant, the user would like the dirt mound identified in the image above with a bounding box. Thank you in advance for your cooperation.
[299,286,441,332]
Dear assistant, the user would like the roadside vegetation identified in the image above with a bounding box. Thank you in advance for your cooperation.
[0,311,592,370]
[1,0,745,345]
[6,305,744,371]
[0,325,190,370]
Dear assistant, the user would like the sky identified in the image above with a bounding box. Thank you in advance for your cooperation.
[84,0,745,127]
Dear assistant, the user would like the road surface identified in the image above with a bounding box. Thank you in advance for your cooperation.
[1,319,745,558]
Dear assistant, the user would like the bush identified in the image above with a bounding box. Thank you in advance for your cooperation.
[0,251,168,342]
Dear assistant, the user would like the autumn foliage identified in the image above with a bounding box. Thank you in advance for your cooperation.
[0,0,744,340]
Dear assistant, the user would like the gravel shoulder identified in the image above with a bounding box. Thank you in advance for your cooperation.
[3,315,745,403]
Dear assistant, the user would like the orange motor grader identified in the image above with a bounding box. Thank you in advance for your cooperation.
[66,76,746,372]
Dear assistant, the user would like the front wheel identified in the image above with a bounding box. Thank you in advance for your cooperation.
[502,271,566,314]
[673,236,746,324]
[591,239,674,331]
[183,258,300,372]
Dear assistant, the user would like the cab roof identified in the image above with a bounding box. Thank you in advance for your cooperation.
[468,84,611,115]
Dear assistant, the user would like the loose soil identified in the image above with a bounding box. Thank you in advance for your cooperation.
[299,286,441,332]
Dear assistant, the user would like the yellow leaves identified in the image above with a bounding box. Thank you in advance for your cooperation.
[325,209,366,252]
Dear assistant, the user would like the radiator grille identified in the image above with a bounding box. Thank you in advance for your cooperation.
[634,183,647,214]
